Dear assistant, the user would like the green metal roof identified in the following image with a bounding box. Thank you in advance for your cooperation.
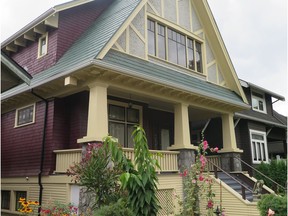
[100,50,247,107]
[2,0,141,99]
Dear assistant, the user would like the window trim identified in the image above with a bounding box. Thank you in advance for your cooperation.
[37,32,48,58]
[251,90,267,114]
[14,104,36,128]
[147,17,204,74]
[249,129,269,164]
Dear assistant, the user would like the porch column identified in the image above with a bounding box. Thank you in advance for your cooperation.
[169,103,197,169]
[219,113,242,153]
[219,113,242,172]
[77,82,108,143]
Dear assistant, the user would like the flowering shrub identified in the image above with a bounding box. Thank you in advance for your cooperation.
[178,137,223,216]
[257,194,287,216]
[40,201,78,216]
[18,198,39,215]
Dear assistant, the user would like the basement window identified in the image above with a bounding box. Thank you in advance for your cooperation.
[1,191,10,210]
[15,104,35,127]
[38,33,48,58]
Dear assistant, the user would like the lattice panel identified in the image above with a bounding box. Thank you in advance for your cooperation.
[156,189,174,216]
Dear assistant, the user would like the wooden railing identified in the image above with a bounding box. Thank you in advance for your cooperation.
[206,156,221,171]
[54,148,179,173]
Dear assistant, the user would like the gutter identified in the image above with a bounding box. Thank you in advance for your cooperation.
[235,112,287,128]
[30,89,48,210]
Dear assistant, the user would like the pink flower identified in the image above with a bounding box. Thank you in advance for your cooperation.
[268,208,275,216]
[199,175,204,181]
[213,147,219,153]
[207,200,213,209]
[180,169,188,177]
[203,140,208,150]
[192,179,196,184]
[200,155,206,167]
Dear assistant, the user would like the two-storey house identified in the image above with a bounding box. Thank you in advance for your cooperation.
[2,0,280,215]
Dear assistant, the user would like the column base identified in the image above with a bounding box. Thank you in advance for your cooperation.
[220,152,242,172]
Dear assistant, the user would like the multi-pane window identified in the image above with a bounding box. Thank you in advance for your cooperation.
[108,103,141,148]
[147,19,203,73]
[38,33,48,58]
[1,191,10,210]
[15,191,27,211]
[250,130,268,164]
[15,104,35,127]
[251,91,266,113]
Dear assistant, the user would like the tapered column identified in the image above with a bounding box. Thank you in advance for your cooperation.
[78,82,108,143]
[219,113,242,153]
[169,103,197,150]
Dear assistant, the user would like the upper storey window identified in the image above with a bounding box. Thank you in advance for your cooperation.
[38,33,48,58]
[147,19,203,73]
[251,91,266,113]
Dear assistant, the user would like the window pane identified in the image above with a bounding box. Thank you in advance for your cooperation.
[127,108,139,123]
[177,43,186,67]
[188,39,194,70]
[17,105,34,125]
[252,134,264,140]
[148,20,156,56]
[252,97,259,110]
[157,24,166,59]
[109,122,125,145]
[195,42,202,73]
[261,143,266,161]
[15,191,26,211]
[1,191,10,210]
[257,142,261,161]
[259,101,264,111]
[109,105,125,121]
[168,38,177,64]
[161,129,170,150]
[127,125,135,148]
[252,142,257,161]
[40,38,47,55]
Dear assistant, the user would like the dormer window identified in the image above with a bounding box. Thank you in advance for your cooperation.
[147,19,203,73]
[38,33,48,58]
[251,91,266,113]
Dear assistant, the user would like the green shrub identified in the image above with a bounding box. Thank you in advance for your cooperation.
[94,199,133,216]
[257,194,287,216]
[255,160,287,193]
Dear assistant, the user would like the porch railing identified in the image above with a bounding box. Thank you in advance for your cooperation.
[54,148,179,173]
[206,156,221,171]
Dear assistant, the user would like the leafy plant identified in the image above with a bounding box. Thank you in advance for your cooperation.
[257,194,287,216]
[120,126,161,216]
[67,142,123,209]
[255,160,287,194]
[40,201,78,216]
[93,199,133,216]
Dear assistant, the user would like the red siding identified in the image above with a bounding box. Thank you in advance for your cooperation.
[10,0,112,75]
[1,101,55,177]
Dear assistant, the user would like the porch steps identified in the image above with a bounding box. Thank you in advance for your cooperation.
[217,172,254,202]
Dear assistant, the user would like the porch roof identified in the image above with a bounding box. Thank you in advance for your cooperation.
[97,50,249,109]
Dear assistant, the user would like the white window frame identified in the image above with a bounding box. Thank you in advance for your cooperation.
[1,188,28,213]
[14,104,36,128]
[37,32,48,58]
[249,130,269,164]
[251,91,267,113]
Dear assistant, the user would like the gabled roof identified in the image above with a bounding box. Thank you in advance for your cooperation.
[1,51,32,92]
[240,79,285,101]
[2,0,143,100]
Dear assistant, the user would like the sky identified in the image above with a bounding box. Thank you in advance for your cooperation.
[1,0,287,115]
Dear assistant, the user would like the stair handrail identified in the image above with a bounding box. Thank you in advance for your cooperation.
[232,156,286,192]
[207,160,253,200]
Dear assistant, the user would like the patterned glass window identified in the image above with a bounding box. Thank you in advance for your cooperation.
[16,104,35,126]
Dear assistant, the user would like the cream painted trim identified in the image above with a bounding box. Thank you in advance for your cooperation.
[14,103,36,128]
[147,1,160,16]
[37,32,48,59]
[201,33,207,75]
[189,0,193,31]
[194,29,204,36]
[126,28,129,53]
[53,0,94,12]
[175,0,179,25]
[114,41,125,52]
[130,23,145,42]
[97,0,148,59]
[207,60,216,68]
[144,5,148,60]
[147,12,204,43]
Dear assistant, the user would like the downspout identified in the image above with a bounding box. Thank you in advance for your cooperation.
[30,89,48,210]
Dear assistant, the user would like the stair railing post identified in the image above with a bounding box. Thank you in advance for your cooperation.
[241,185,246,200]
